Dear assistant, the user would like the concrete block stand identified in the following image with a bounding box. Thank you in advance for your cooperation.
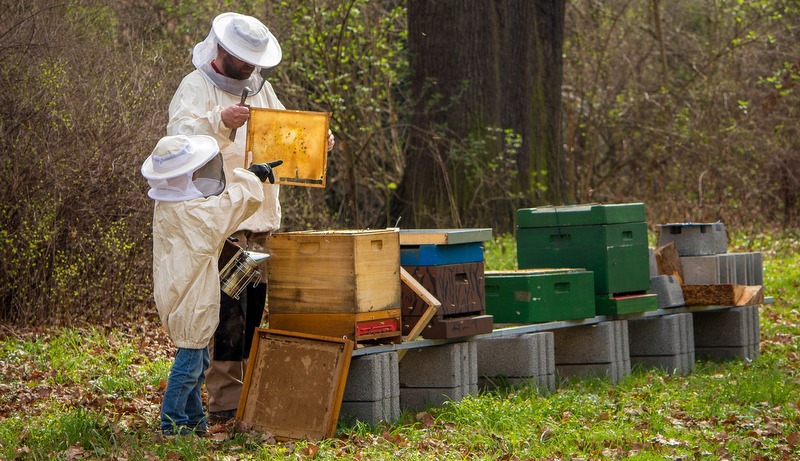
[693,305,760,362]
[650,275,685,308]
[658,222,728,256]
[398,341,478,412]
[682,253,764,286]
[553,320,630,383]
[628,313,695,374]
[340,352,400,425]
[477,332,555,394]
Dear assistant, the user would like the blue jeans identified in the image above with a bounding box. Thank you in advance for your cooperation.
[160,347,210,434]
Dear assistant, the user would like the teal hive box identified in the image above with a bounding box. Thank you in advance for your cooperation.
[485,269,596,323]
[516,203,650,296]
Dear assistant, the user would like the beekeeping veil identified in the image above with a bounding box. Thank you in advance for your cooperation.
[191,12,282,95]
[142,135,226,201]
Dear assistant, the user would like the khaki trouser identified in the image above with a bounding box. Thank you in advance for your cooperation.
[206,230,270,413]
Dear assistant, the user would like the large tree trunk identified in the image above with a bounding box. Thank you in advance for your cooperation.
[400,0,566,232]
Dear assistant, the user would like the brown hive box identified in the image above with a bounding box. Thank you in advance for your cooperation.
[267,229,401,314]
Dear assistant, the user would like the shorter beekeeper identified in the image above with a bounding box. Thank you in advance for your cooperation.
[141,134,280,436]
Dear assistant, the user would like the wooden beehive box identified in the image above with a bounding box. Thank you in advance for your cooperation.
[268,229,401,314]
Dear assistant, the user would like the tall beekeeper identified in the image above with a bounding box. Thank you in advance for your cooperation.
[142,134,278,435]
[166,11,334,424]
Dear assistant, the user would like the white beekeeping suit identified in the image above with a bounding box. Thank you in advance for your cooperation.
[167,12,285,235]
[141,135,265,348]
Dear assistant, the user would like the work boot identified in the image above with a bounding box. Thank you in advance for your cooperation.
[208,409,237,424]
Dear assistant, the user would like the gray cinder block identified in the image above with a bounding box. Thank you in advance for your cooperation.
[649,247,659,277]
[343,352,397,401]
[682,253,764,286]
[477,332,555,394]
[553,320,630,383]
[340,397,400,425]
[693,305,760,348]
[553,320,629,364]
[629,313,695,374]
[341,352,400,425]
[556,359,630,383]
[649,275,685,308]
[629,313,693,356]
[477,332,554,378]
[399,342,475,388]
[658,222,728,256]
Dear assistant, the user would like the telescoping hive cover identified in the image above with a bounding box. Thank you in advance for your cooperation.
[245,108,330,187]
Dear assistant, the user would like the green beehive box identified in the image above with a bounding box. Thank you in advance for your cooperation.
[595,293,659,315]
[485,269,596,323]
[516,203,650,295]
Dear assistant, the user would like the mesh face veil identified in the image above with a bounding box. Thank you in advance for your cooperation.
[192,152,226,197]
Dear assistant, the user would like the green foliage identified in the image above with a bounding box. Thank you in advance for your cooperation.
[271,0,409,229]
[484,233,518,271]
[563,0,800,227]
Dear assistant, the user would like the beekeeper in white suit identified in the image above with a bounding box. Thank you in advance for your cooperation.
[166,12,333,424]
[142,134,277,435]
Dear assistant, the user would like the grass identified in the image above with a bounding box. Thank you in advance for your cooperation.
[1,232,799,459]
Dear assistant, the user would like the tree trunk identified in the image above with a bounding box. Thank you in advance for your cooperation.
[400,0,567,232]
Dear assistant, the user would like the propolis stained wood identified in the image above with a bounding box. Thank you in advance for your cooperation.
[267,229,401,314]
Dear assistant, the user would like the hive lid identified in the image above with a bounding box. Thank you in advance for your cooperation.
[516,203,646,228]
[398,228,493,245]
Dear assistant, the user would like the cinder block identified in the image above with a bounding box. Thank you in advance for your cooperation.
[629,313,693,356]
[340,352,400,425]
[556,359,630,382]
[343,352,397,401]
[477,332,554,378]
[649,275,685,308]
[751,253,764,285]
[649,248,659,277]
[693,305,760,347]
[682,253,764,285]
[658,222,728,256]
[340,398,399,425]
[681,255,728,285]
[628,313,695,374]
[399,342,476,389]
[553,320,630,383]
[477,332,555,394]
[553,320,629,364]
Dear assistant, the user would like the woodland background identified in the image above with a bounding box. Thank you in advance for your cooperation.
[1,0,798,324]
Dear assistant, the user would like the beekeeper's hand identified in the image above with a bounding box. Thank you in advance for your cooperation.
[326,129,335,152]
[248,160,284,183]
[221,104,250,129]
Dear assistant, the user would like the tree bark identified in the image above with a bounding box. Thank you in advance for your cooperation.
[401,0,567,232]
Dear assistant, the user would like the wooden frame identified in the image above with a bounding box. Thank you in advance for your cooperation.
[237,329,353,441]
[245,108,330,187]
[398,267,440,360]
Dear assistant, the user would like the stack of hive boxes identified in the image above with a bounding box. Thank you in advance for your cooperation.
[399,229,494,339]
[516,203,658,315]
[267,229,403,345]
